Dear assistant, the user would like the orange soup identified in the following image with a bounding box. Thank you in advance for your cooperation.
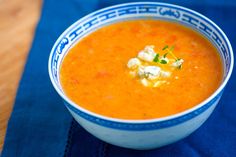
[60,20,223,120]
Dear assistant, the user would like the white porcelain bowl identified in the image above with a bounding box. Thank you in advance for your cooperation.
[48,2,234,150]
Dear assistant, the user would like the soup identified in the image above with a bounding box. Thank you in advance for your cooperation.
[60,20,223,120]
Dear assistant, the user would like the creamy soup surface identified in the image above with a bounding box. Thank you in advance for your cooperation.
[60,20,223,120]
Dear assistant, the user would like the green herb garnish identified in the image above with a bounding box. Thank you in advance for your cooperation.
[153,54,159,62]
[163,53,168,58]
[162,45,176,59]
[162,45,169,50]
[169,46,175,51]
[153,45,183,67]
[160,59,167,64]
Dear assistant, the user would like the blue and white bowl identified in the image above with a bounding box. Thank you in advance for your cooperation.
[48,2,234,150]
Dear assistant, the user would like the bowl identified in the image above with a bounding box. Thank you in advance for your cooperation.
[48,2,234,150]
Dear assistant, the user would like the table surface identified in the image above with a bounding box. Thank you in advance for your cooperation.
[0,0,41,151]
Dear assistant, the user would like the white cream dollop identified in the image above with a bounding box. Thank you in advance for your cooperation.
[127,58,141,69]
[172,59,184,68]
[143,66,161,80]
[127,45,176,87]
[140,78,149,87]
[138,51,154,62]
[137,45,156,62]
[160,71,171,78]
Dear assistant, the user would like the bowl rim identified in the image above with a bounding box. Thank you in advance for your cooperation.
[48,2,234,124]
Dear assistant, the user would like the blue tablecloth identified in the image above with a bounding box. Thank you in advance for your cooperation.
[1,0,236,157]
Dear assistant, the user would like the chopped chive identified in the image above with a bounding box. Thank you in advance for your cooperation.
[162,45,169,50]
[160,60,167,64]
[151,45,183,69]
[163,53,168,58]
[169,46,175,51]
[153,54,159,62]
[167,48,177,60]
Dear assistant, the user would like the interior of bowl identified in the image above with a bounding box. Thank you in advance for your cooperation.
[49,2,233,123]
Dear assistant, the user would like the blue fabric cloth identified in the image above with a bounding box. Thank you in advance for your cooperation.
[1,0,236,157]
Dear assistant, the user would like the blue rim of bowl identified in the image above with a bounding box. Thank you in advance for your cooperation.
[48,2,234,130]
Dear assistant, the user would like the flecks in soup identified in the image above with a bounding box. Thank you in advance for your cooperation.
[60,20,223,120]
